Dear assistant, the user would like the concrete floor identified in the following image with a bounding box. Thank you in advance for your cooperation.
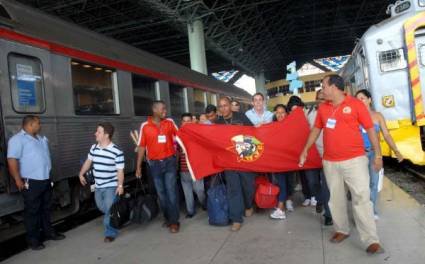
[4,177,425,264]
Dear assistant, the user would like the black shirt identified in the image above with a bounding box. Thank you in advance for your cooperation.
[216,112,253,126]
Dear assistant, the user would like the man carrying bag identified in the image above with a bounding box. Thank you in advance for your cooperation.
[79,122,125,243]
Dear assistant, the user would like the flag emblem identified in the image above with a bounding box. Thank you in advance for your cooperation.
[227,135,264,162]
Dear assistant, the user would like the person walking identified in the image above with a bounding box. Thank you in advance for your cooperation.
[136,100,180,233]
[79,122,124,243]
[299,75,384,254]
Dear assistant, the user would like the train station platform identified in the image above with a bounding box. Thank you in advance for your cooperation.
[3,177,425,264]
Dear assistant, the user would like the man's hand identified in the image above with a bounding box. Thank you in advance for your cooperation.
[79,174,87,186]
[115,185,124,196]
[373,156,383,172]
[299,149,308,167]
[135,167,142,178]
[395,151,404,163]
[15,178,25,191]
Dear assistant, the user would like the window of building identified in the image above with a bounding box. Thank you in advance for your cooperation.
[206,92,217,106]
[169,84,186,117]
[8,53,46,113]
[193,89,205,114]
[378,48,407,72]
[132,74,157,116]
[71,60,119,115]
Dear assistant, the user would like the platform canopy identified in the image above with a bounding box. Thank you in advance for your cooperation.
[17,0,388,81]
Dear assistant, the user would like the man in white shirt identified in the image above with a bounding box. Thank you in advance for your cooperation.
[245,93,273,126]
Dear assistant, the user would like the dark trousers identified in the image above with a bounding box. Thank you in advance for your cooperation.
[319,170,332,218]
[224,170,255,223]
[304,169,322,199]
[22,179,53,246]
[148,155,180,225]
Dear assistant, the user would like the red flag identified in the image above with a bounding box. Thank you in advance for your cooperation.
[176,108,322,180]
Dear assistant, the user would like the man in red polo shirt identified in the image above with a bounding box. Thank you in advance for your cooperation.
[299,75,384,255]
[136,100,180,233]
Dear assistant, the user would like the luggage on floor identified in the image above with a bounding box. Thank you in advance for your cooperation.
[207,174,229,226]
[255,182,280,209]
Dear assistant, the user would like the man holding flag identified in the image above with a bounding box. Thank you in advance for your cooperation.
[216,96,256,232]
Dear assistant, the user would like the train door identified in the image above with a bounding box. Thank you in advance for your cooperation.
[0,39,58,192]
[415,29,425,113]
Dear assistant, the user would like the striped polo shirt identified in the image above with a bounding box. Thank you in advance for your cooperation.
[87,143,125,188]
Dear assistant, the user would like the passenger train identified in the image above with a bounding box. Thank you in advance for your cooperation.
[340,0,425,165]
[0,0,251,240]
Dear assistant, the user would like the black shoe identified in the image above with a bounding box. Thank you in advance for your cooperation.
[30,243,45,251]
[316,203,323,214]
[324,216,333,226]
[185,213,195,219]
[46,232,66,241]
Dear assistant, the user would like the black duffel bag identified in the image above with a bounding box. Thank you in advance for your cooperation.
[131,179,159,224]
[110,195,131,229]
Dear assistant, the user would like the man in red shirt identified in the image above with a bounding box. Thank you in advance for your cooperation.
[299,75,384,254]
[136,100,180,233]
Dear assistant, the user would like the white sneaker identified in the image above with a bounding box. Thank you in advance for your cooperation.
[270,208,286,220]
[302,199,311,207]
[286,200,294,212]
[310,197,317,207]
[374,214,380,221]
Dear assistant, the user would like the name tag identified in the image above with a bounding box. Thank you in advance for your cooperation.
[158,135,166,143]
[326,118,337,129]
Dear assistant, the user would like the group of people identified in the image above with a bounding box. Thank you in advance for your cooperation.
[7,73,403,255]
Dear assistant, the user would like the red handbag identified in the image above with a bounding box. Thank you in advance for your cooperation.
[255,175,270,188]
[255,182,280,209]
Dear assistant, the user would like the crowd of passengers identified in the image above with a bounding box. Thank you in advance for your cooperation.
[7,74,403,255]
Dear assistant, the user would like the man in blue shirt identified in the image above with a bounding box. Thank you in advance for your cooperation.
[245,92,273,126]
[7,115,65,250]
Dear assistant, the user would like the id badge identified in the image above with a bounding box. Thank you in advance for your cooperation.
[326,118,337,129]
[158,135,166,143]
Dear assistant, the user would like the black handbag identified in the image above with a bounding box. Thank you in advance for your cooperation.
[110,196,131,229]
[131,178,159,224]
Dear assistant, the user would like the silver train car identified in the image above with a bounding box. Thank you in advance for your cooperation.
[0,0,251,240]
[340,0,425,165]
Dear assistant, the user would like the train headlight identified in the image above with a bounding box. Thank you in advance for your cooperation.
[382,95,395,108]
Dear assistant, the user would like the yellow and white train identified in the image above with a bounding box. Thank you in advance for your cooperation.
[340,0,425,165]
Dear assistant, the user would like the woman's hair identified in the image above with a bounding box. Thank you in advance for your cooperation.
[355,89,372,99]
[287,96,305,112]
[273,104,287,112]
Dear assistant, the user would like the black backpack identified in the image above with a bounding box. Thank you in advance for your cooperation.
[131,179,159,224]
[110,196,131,229]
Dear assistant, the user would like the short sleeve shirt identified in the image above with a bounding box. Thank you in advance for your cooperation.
[87,143,124,188]
[245,108,274,126]
[314,96,373,161]
[7,130,51,180]
[138,117,178,160]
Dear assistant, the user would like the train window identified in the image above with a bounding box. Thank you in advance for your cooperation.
[132,74,157,116]
[193,89,205,114]
[169,84,186,117]
[206,92,217,106]
[8,53,46,113]
[419,45,425,66]
[71,60,119,115]
[378,49,407,72]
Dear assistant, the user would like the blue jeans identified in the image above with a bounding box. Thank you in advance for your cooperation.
[148,155,180,224]
[180,171,206,215]
[224,170,255,223]
[304,169,321,199]
[273,172,288,202]
[367,151,379,214]
[319,170,332,218]
[95,187,118,238]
